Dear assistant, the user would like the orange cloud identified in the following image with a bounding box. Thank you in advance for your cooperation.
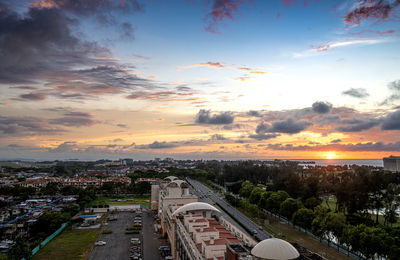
[250,71,267,74]
[179,62,224,69]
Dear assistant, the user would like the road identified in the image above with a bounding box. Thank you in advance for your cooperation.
[186,178,273,241]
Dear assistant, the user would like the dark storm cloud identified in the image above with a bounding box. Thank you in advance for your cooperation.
[19,92,47,101]
[318,115,341,126]
[0,116,65,135]
[210,134,227,141]
[247,110,263,117]
[248,133,280,140]
[261,118,312,134]
[135,141,179,149]
[126,88,198,102]
[381,80,400,105]
[121,22,134,39]
[49,114,99,127]
[345,0,400,25]
[335,118,381,132]
[30,0,143,16]
[0,1,149,100]
[312,101,332,114]
[381,109,400,130]
[195,110,234,124]
[63,112,92,117]
[267,141,400,152]
[342,88,369,98]
[204,0,248,33]
[0,3,106,84]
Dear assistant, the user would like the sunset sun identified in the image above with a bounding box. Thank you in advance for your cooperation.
[325,152,336,160]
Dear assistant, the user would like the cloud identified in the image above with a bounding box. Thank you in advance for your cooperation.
[121,22,134,39]
[250,71,267,74]
[195,110,234,124]
[345,0,400,25]
[49,116,99,127]
[318,115,341,126]
[210,134,227,141]
[342,88,369,98]
[19,92,47,101]
[0,1,150,100]
[381,80,400,105]
[247,110,263,117]
[335,118,381,132]
[204,0,248,33]
[267,141,400,152]
[179,62,224,69]
[381,109,400,130]
[331,139,342,143]
[254,118,312,134]
[135,141,179,149]
[126,89,199,102]
[294,39,386,58]
[312,101,332,114]
[232,75,254,81]
[222,123,245,130]
[0,116,65,135]
[248,133,280,140]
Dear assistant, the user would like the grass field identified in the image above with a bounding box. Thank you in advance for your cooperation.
[234,206,352,260]
[89,196,150,206]
[32,229,100,260]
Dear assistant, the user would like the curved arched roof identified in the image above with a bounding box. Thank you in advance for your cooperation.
[164,176,178,181]
[172,202,221,216]
[172,180,189,188]
[251,238,299,260]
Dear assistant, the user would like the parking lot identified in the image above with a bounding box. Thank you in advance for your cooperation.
[88,210,167,260]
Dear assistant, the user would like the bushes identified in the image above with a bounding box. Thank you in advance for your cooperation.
[279,198,302,219]
[125,230,140,234]
[102,230,112,234]
[126,227,141,231]
[292,208,314,230]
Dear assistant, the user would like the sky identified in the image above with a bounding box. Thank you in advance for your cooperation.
[0,0,399,160]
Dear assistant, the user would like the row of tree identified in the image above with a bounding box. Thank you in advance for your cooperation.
[227,180,400,259]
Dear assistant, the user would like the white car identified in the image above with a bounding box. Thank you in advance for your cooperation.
[95,241,107,246]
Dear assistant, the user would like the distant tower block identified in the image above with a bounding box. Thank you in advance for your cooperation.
[383,156,400,172]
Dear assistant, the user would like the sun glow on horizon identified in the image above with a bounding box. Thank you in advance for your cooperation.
[325,151,336,160]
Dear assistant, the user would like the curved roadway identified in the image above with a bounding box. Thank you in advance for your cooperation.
[186,177,273,241]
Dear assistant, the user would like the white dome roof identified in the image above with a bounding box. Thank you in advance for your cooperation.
[164,176,178,181]
[172,202,221,216]
[251,238,299,260]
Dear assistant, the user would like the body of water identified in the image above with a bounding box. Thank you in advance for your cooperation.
[291,159,383,167]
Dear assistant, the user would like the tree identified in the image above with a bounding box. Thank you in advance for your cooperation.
[292,208,314,229]
[265,191,289,213]
[311,205,330,237]
[8,236,31,260]
[304,197,321,210]
[279,198,303,219]
[239,181,254,198]
[249,187,264,204]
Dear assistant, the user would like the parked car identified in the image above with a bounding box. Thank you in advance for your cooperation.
[253,229,258,235]
[95,241,106,246]
[131,238,141,245]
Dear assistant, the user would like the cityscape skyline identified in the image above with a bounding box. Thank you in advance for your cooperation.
[1,0,400,160]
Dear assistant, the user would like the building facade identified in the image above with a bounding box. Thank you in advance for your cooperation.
[383,156,400,172]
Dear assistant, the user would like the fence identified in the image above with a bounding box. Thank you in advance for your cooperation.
[261,208,365,260]
[22,212,79,260]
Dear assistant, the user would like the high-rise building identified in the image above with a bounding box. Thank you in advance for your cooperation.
[383,156,400,172]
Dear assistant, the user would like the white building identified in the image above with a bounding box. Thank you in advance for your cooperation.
[383,156,400,172]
